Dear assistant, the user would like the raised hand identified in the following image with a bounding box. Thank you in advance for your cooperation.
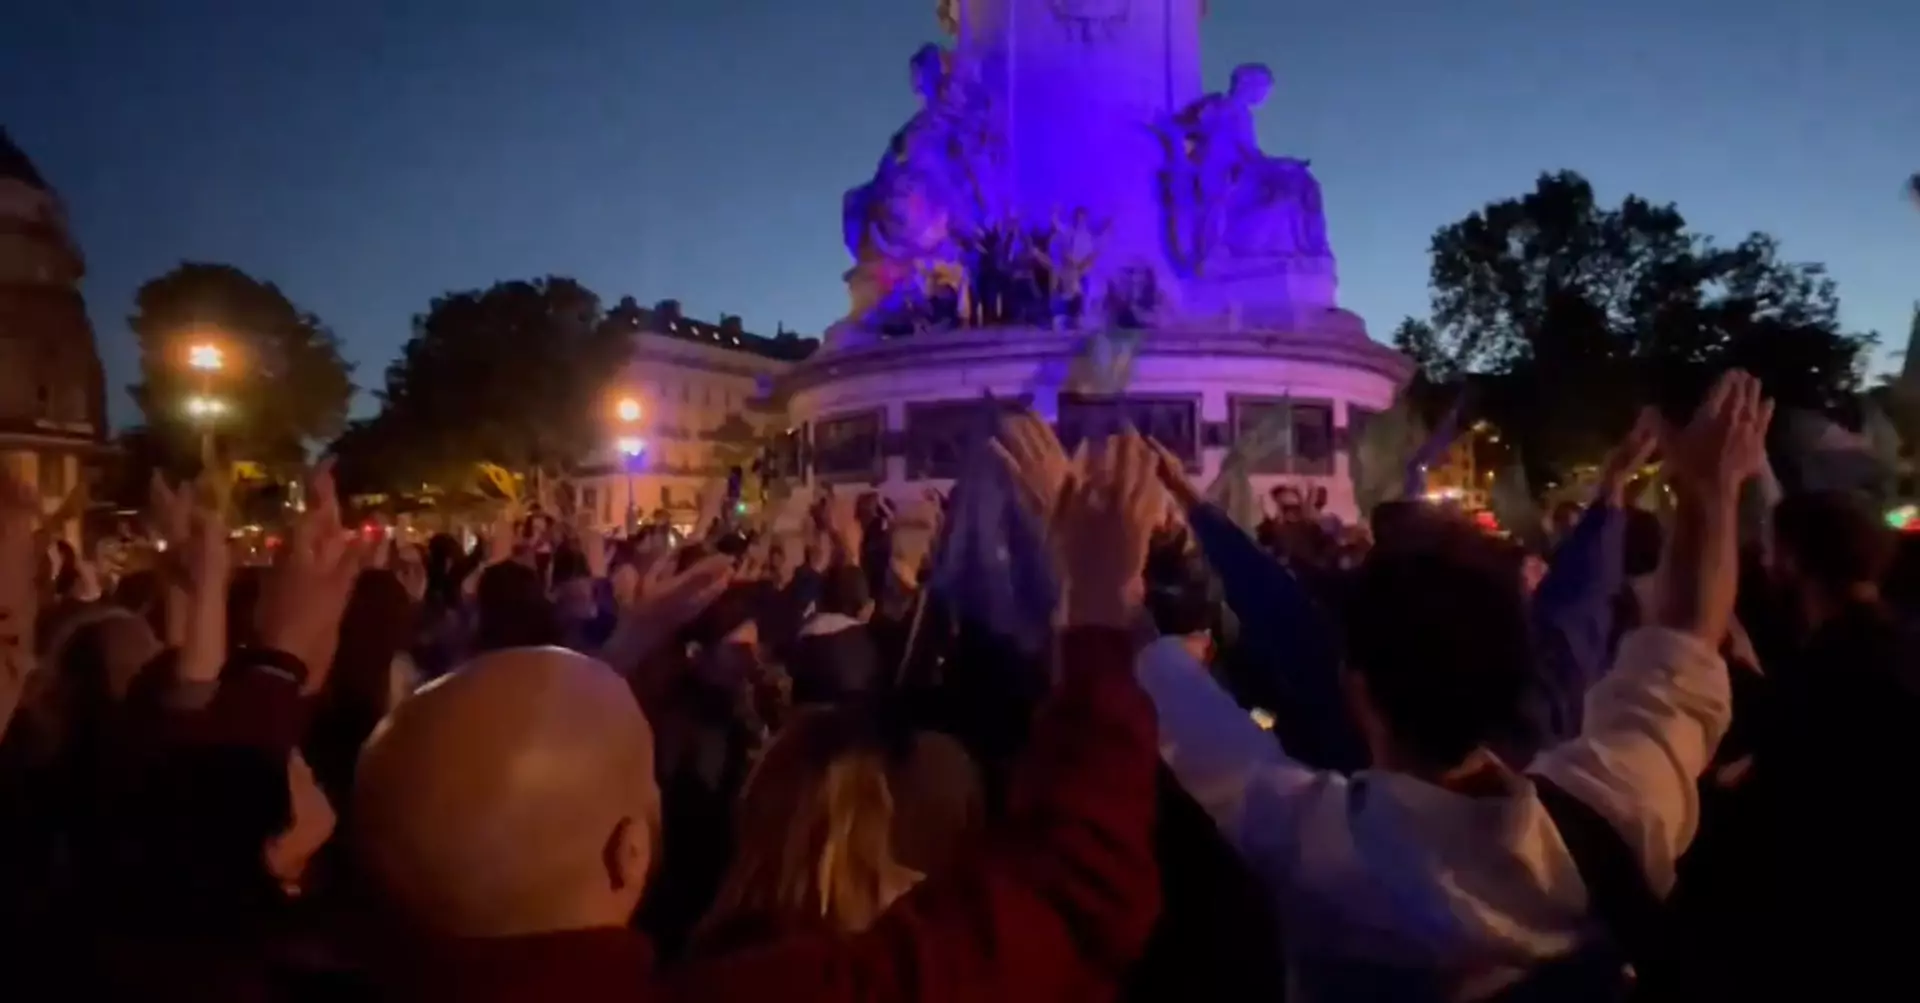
[599,551,735,676]
[1597,407,1662,504]
[1652,370,1774,645]
[255,460,367,694]
[991,410,1073,519]
[814,490,863,564]
[149,474,235,684]
[1660,372,1774,500]
[1146,438,1203,510]
[576,515,611,581]
[1056,430,1165,629]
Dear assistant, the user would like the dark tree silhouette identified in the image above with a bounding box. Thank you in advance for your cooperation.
[128,263,354,472]
[1402,171,1875,481]
[340,277,631,492]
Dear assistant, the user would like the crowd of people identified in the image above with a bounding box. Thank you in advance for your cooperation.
[1,369,1916,1001]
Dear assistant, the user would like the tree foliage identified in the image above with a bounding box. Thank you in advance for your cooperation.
[336,277,631,494]
[128,262,355,471]
[1399,171,1875,481]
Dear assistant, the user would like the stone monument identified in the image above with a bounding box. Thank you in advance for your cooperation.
[795,1,1406,518]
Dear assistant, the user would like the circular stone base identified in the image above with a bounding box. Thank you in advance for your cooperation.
[784,317,1410,522]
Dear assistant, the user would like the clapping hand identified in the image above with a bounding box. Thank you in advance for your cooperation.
[1056,430,1165,629]
[1651,370,1774,646]
[1596,407,1662,505]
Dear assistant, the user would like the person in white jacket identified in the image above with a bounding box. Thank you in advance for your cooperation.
[1137,372,1772,1001]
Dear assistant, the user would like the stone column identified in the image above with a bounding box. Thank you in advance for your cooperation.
[956,0,1204,285]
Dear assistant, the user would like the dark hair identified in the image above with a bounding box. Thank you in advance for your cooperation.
[1342,535,1531,769]
[817,564,872,618]
[111,745,296,933]
[549,544,591,586]
[1772,490,1893,592]
[308,569,415,800]
[473,561,559,652]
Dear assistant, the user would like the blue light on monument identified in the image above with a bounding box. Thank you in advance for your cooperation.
[789,1,1411,522]
[831,0,1336,345]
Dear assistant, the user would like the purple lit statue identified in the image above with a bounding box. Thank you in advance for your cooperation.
[841,44,1001,330]
[1161,63,1330,276]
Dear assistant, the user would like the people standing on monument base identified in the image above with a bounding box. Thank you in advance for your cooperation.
[6,369,1920,1002]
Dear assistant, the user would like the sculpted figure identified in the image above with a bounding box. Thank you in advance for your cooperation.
[840,44,1001,329]
[1162,63,1330,273]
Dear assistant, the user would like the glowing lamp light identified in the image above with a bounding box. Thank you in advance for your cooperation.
[1885,505,1918,531]
[187,344,225,372]
[615,398,642,423]
[184,395,229,418]
[734,501,748,515]
[616,436,647,457]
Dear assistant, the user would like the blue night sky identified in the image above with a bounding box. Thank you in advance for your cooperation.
[3,1,1915,428]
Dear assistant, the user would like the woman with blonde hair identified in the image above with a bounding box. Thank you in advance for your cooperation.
[693,706,925,954]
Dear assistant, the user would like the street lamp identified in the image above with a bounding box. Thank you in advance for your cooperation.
[613,394,646,533]
[184,395,229,419]
[187,343,225,372]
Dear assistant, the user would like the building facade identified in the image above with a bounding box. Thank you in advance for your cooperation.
[0,128,108,542]
[573,300,816,530]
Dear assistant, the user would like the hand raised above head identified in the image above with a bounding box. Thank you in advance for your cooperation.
[1659,370,1774,501]
[992,409,1072,519]
[1057,430,1165,629]
[255,459,368,693]
[1597,407,1663,503]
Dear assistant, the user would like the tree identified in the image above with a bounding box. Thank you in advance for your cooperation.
[1409,171,1874,481]
[361,277,631,487]
[128,263,355,471]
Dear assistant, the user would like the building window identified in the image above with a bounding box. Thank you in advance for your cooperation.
[906,398,1028,480]
[1228,396,1295,475]
[582,486,598,515]
[1290,402,1335,476]
[1056,395,1200,470]
[814,409,885,483]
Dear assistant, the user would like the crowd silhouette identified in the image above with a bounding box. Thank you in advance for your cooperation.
[1,370,1916,1002]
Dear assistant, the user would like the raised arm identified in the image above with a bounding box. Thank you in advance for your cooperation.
[667,431,1164,1003]
[1527,413,1655,744]
[1151,443,1359,771]
[1532,372,1772,895]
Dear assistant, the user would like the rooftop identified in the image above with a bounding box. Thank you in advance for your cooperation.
[611,298,818,362]
[0,128,49,190]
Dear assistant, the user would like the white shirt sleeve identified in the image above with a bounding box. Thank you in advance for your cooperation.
[1529,627,1731,895]
[1134,639,1330,879]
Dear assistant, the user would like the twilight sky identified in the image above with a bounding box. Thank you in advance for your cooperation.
[3,1,1915,428]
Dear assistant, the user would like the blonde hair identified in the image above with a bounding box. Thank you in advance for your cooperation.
[698,708,920,940]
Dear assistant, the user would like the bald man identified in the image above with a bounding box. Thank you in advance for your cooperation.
[357,619,1161,1001]
[355,646,659,941]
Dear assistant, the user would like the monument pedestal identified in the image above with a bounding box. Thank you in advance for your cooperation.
[785,322,1409,522]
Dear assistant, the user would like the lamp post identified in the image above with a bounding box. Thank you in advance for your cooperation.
[186,342,226,456]
[615,396,645,534]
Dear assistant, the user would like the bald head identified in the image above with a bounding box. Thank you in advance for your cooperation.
[354,646,659,938]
